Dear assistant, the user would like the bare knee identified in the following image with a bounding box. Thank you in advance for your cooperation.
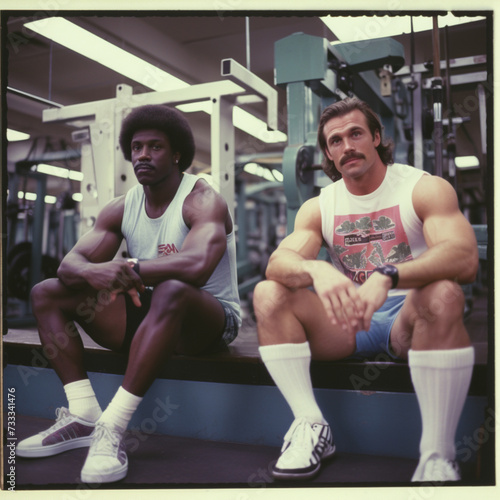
[253,280,292,321]
[409,280,469,348]
[30,278,65,314]
[148,280,195,321]
[416,280,465,324]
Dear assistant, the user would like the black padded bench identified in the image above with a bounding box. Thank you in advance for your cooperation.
[3,296,490,398]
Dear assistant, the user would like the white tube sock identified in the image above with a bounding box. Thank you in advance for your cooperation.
[64,379,102,422]
[409,346,474,480]
[259,342,326,424]
[99,386,143,432]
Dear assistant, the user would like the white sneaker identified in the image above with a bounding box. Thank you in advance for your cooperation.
[272,417,336,480]
[16,407,95,458]
[412,457,461,482]
[80,422,128,483]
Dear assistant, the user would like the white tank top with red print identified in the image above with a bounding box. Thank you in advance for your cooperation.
[121,173,241,323]
[319,163,429,296]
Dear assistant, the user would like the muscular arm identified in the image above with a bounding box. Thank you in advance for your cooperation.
[137,181,230,288]
[266,197,363,329]
[396,175,479,288]
[265,197,324,288]
[356,175,478,329]
[57,197,144,301]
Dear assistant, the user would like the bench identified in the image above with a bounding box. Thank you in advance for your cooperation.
[2,225,491,463]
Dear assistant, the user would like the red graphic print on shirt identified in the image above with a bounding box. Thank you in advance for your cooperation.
[332,206,413,285]
[158,243,179,257]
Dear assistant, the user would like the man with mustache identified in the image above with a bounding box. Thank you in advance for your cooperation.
[16,104,241,483]
[253,97,478,482]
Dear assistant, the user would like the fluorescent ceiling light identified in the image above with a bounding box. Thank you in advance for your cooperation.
[7,129,30,141]
[18,191,82,203]
[24,18,188,92]
[24,18,286,144]
[321,14,486,44]
[244,163,283,182]
[455,156,480,169]
[233,107,286,143]
[18,191,57,204]
[272,169,284,182]
[33,163,84,181]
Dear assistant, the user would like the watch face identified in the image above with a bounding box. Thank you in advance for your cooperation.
[383,265,397,276]
[374,265,398,288]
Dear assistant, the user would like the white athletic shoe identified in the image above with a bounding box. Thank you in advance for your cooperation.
[412,457,461,482]
[272,417,336,480]
[16,407,95,458]
[80,422,128,483]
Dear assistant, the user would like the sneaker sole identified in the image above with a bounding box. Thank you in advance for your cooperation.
[272,444,336,481]
[81,463,128,484]
[272,462,321,480]
[16,436,94,458]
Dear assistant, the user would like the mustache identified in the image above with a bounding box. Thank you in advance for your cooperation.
[134,162,154,170]
[340,152,365,166]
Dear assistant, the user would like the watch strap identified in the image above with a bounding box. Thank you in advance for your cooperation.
[127,258,140,276]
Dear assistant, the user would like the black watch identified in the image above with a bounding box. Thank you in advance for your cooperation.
[374,264,399,289]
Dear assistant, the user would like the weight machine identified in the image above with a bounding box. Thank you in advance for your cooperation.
[6,147,81,326]
[274,32,406,231]
[273,29,488,230]
[41,58,278,228]
[272,28,488,314]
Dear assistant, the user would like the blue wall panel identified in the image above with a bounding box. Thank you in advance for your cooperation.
[4,364,488,463]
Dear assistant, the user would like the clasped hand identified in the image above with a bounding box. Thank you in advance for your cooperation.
[84,260,145,307]
[312,264,391,335]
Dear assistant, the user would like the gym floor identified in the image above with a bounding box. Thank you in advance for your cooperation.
[5,412,467,490]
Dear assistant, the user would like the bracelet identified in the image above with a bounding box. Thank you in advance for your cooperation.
[126,258,140,276]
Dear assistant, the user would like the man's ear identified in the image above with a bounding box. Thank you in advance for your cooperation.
[324,147,334,162]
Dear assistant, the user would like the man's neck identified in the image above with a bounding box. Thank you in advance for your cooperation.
[344,161,388,196]
[143,171,183,218]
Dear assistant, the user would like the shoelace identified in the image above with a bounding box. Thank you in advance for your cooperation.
[40,407,72,437]
[283,418,319,452]
[89,424,122,456]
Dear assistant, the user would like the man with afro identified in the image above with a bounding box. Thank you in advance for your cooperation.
[17,104,241,483]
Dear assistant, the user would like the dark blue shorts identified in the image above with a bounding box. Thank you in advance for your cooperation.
[351,295,406,360]
[120,289,238,354]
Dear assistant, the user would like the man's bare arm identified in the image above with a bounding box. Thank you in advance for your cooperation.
[396,175,479,288]
[137,181,229,288]
[265,197,325,288]
[266,197,362,329]
[57,196,144,302]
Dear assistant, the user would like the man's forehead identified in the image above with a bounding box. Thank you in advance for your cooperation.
[325,109,368,133]
[131,129,169,142]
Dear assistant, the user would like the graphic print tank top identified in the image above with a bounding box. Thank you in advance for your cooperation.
[319,163,429,296]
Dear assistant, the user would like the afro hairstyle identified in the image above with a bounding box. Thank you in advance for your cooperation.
[119,104,195,171]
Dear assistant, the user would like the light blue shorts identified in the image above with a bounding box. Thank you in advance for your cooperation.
[351,295,406,360]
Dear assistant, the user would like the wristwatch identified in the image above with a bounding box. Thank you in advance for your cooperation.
[373,264,399,289]
[127,258,141,276]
